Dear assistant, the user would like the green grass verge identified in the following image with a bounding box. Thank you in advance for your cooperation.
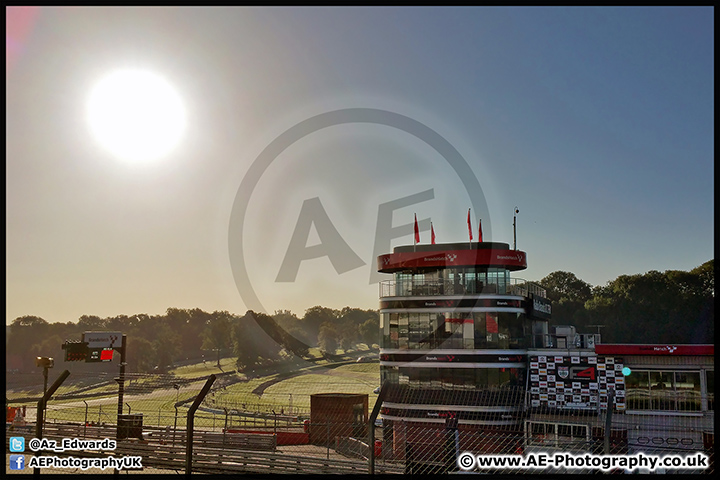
[10,351,381,431]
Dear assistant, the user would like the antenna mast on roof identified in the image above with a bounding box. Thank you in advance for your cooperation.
[513,207,519,250]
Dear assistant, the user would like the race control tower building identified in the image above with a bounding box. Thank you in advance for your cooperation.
[376,241,552,457]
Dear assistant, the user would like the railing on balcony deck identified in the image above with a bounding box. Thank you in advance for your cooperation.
[379,278,546,299]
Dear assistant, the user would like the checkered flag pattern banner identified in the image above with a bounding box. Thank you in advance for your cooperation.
[529,355,626,411]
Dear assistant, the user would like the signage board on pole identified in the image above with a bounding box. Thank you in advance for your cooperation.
[82,331,122,349]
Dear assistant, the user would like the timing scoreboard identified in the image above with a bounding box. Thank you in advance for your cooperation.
[528,354,626,411]
[62,341,115,362]
[62,332,122,363]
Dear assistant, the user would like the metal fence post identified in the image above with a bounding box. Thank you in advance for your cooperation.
[115,334,127,438]
[444,413,459,473]
[368,380,389,475]
[223,408,228,446]
[34,370,70,475]
[186,374,216,476]
[83,400,88,438]
[173,406,178,446]
[604,388,615,454]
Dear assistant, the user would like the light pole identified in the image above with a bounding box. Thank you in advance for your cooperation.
[513,207,519,250]
[36,356,54,427]
[115,333,127,441]
[36,356,54,397]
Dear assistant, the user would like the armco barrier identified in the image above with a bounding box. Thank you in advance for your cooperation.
[225,428,309,445]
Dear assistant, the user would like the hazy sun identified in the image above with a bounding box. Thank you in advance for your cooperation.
[87,69,186,163]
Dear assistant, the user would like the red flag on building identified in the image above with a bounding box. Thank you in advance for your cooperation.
[478,218,483,243]
[414,214,420,245]
[467,209,473,242]
[431,222,436,244]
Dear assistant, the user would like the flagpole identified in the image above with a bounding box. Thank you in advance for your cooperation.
[414,213,419,252]
[513,207,519,250]
[467,208,473,248]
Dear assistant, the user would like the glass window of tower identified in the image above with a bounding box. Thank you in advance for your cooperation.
[392,267,513,296]
[389,366,525,389]
[381,311,530,350]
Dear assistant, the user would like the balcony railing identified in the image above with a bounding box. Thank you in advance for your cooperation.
[379,278,547,299]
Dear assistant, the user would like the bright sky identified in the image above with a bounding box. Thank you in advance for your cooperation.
[6,7,714,324]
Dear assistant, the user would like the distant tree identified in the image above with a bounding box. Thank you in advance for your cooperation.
[688,260,715,343]
[585,264,714,344]
[11,315,50,329]
[104,314,138,335]
[152,342,174,373]
[166,307,211,360]
[539,271,594,330]
[77,315,106,330]
[273,310,312,354]
[47,321,80,344]
[302,306,338,345]
[127,313,161,348]
[30,334,64,367]
[152,320,183,366]
[317,323,339,357]
[273,310,299,329]
[232,314,264,369]
[337,307,371,348]
[201,311,234,367]
[8,316,51,370]
[540,271,592,303]
[242,311,285,362]
[126,337,156,372]
[358,317,380,346]
[690,260,714,298]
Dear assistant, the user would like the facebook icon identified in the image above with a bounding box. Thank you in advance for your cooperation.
[9,454,25,470]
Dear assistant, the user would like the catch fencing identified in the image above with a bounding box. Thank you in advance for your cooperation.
[6,371,714,475]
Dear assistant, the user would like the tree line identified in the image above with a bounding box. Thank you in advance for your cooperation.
[539,260,714,344]
[6,260,713,373]
[6,306,379,374]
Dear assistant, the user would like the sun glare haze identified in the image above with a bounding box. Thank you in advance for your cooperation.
[5,7,714,324]
[86,69,186,163]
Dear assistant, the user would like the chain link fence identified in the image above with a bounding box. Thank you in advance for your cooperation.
[377,384,714,475]
[6,370,714,474]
